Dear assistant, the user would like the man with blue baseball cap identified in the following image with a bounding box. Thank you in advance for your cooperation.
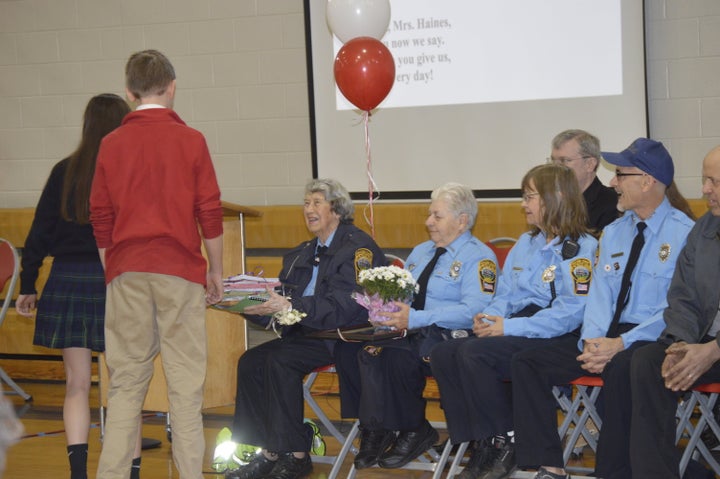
[603,137,674,187]
[509,138,695,479]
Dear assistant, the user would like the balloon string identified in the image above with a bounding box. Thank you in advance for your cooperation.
[364,110,377,238]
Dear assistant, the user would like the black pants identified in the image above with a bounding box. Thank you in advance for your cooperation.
[511,333,649,479]
[231,336,361,452]
[430,334,570,444]
[357,335,433,431]
[630,341,720,478]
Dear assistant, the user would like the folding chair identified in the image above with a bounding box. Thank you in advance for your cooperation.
[553,376,603,473]
[675,382,720,476]
[303,364,358,479]
[0,238,32,401]
[486,237,516,269]
[340,418,455,479]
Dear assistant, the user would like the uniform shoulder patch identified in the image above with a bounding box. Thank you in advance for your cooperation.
[478,259,497,294]
[354,248,373,283]
[570,258,592,295]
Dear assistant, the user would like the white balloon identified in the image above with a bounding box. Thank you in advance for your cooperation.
[326,0,391,43]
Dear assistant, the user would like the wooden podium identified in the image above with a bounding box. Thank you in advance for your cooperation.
[99,201,262,411]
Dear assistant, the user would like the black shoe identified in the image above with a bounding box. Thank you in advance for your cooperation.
[457,439,494,479]
[479,437,515,479]
[265,453,312,479]
[378,420,439,469]
[354,427,395,469]
[225,453,276,479]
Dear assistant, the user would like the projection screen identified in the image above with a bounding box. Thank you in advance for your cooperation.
[305,0,647,199]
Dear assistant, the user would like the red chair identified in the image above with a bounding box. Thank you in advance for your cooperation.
[486,237,516,269]
[0,238,32,401]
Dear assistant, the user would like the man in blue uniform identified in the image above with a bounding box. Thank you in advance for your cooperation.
[630,146,720,478]
[353,183,498,470]
[510,138,695,479]
[225,179,386,479]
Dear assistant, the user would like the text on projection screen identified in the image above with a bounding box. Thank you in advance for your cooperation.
[333,0,622,110]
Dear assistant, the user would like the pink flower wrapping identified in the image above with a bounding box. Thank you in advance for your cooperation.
[352,291,409,330]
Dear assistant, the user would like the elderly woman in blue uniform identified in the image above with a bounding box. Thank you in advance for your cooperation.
[225,179,386,479]
[353,182,499,470]
[430,164,598,479]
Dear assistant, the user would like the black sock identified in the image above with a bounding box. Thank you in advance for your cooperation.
[130,456,141,479]
[67,443,88,479]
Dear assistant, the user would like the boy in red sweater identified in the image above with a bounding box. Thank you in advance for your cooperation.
[90,49,224,479]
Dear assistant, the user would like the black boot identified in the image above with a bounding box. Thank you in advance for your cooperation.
[457,439,494,479]
[353,427,395,469]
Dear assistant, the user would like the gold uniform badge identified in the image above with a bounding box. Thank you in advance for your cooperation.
[354,248,373,283]
[478,259,497,294]
[570,258,592,295]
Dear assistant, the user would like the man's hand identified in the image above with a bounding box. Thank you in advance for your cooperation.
[205,272,223,305]
[577,337,624,374]
[662,341,720,392]
[373,301,410,330]
[473,313,504,337]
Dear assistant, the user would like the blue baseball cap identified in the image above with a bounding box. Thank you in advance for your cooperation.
[602,138,674,187]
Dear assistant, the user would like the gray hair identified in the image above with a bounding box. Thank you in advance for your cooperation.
[551,129,602,172]
[431,182,478,228]
[305,178,354,222]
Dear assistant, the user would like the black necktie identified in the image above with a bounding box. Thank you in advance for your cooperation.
[411,247,447,310]
[607,222,647,338]
[313,245,328,266]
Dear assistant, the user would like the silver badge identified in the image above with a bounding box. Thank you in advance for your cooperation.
[450,260,462,278]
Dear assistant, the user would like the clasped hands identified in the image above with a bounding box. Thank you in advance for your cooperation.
[662,341,720,392]
[578,337,625,374]
[473,313,504,337]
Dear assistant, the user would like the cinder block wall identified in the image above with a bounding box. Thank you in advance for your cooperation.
[1,0,719,207]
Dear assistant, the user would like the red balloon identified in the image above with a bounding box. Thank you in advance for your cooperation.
[333,37,395,111]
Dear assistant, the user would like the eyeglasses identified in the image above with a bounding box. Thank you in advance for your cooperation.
[547,155,592,166]
[615,170,646,178]
[521,192,539,202]
[702,176,720,188]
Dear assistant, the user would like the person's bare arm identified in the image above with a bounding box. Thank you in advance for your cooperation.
[203,235,223,304]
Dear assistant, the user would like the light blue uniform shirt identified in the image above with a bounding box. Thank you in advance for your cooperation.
[303,229,336,297]
[405,231,498,330]
[486,231,598,338]
[579,197,695,350]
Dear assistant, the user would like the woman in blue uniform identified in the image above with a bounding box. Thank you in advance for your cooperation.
[353,182,499,470]
[430,164,598,479]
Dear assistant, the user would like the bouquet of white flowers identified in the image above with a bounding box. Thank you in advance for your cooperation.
[352,265,418,328]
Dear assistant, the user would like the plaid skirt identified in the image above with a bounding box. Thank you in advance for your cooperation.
[34,261,106,352]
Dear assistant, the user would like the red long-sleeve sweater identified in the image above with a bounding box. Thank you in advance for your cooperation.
[90,108,223,286]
